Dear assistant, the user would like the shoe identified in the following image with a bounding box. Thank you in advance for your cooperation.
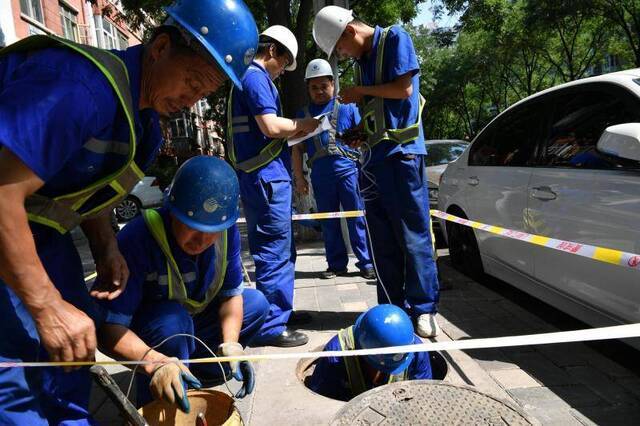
[416,313,440,338]
[319,268,348,279]
[265,329,309,347]
[360,268,376,280]
[288,311,312,325]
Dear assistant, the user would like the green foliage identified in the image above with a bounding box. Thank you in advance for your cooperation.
[418,0,632,140]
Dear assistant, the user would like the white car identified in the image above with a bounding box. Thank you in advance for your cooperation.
[438,70,640,346]
[425,140,469,242]
[115,176,164,221]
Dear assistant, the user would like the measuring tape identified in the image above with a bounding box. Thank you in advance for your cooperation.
[1,322,638,368]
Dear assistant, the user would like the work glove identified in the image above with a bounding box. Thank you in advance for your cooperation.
[218,342,255,399]
[149,357,202,413]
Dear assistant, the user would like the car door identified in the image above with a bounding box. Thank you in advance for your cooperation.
[463,101,545,277]
[528,83,640,325]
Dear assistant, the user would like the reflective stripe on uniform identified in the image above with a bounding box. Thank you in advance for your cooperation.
[1,35,142,234]
[354,28,425,150]
[337,326,408,398]
[141,209,228,315]
[226,71,285,173]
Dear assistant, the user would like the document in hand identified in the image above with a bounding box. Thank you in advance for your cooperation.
[287,113,333,147]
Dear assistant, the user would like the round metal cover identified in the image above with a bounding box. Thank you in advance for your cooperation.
[331,380,538,426]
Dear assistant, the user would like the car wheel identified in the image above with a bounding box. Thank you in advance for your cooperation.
[115,197,141,222]
[447,217,484,280]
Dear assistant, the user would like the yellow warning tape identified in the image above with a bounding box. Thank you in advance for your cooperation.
[429,210,640,271]
[1,323,639,368]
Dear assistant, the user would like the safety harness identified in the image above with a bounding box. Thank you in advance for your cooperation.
[337,326,408,397]
[226,66,285,173]
[353,27,426,150]
[0,35,144,234]
[142,209,228,315]
[301,100,359,168]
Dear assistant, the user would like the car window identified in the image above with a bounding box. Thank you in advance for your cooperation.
[426,143,468,166]
[541,85,640,170]
[469,102,544,167]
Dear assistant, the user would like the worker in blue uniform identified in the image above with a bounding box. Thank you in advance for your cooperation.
[292,58,374,280]
[227,26,320,347]
[309,304,431,401]
[313,7,440,338]
[0,0,259,423]
[98,156,268,412]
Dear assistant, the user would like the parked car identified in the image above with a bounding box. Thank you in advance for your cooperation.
[438,70,640,346]
[426,140,469,245]
[114,176,164,221]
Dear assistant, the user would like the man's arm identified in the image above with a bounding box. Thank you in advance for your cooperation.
[0,149,96,366]
[254,114,319,139]
[340,73,413,105]
[82,214,130,300]
[218,295,243,343]
[99,323,168,376]
[291,144,309,195]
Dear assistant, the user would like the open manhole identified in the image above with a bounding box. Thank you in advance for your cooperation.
[296,346,449,402]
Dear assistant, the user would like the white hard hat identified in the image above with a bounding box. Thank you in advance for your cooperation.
[312,5,354,57]
[260,25,298,71]
[305,58,333,80]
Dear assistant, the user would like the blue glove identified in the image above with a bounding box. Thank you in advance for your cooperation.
[219,342,255,399]
[233,361,255,399]
[177,370,203,413]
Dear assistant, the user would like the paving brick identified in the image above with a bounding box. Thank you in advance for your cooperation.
[571,405,640,426]
[342,301,368,312]
[547,385,607,409]
[338,290,364,304]
[489,368,541,389]
[293,287,318,311]
[565,366,640,405]
[507,387,571,411]
[468,348,519,371]
[508,352,577,386]
[614,376,640,400]
[580,351,636,379]
[537,343,590,368]
[336,283,359,291]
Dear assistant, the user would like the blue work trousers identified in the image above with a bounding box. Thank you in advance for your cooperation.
[130,288,269,407]
[311,170,372,272]
[240,177,296,343]
[362,154,439,316]
[0,229,103,425]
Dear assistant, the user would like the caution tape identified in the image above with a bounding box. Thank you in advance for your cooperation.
[236,210,364,224]
[430,210,640,271]
[1,323,638,368]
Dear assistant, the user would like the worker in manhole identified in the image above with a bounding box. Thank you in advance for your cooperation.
[98,157,269,413]
[291,58,375,281]
[309,304,432,401]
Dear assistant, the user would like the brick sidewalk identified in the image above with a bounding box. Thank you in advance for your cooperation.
[87,238,640,425]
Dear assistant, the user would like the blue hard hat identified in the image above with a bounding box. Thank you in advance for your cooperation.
[166,156,240,233]
[353,304,416,375]
[164,0,258,89]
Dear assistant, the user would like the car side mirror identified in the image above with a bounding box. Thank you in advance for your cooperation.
[596,123,640,162]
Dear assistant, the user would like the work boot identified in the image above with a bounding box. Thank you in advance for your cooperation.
[360,268,376,280]
[416,313,440,338]
[319,268,348,279]
[265,328,309,347]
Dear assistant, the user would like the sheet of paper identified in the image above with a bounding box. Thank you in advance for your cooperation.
[287,114,333,147]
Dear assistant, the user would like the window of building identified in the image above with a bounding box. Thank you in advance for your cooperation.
[20,0,44,24]
[170,118,189,138]
[59,4,79,42]
[95,16,128,50]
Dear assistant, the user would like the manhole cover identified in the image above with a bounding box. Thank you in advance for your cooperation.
[331,380,538,425]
